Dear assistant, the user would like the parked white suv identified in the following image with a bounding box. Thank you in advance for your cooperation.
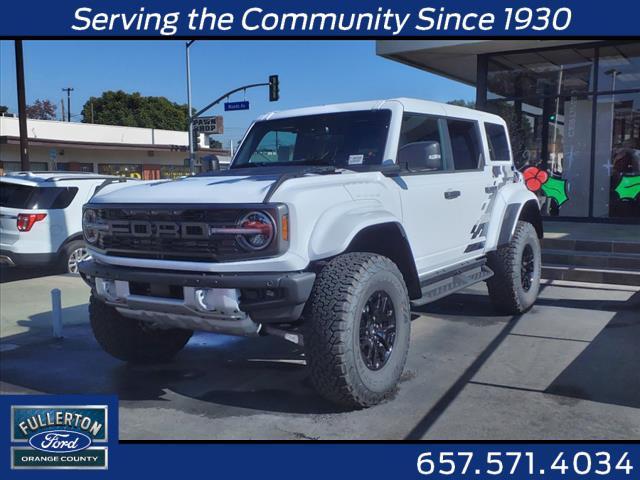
[80,99,543,407]
[0,172,133,274]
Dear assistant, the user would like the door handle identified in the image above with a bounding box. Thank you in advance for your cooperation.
[444,190,461,200]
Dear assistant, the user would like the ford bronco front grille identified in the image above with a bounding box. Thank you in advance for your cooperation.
[88,205,287,262]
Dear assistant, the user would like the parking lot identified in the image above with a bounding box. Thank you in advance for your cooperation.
[1,269,638,440]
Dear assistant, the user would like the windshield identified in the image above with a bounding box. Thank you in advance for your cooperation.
[231,110,391,169]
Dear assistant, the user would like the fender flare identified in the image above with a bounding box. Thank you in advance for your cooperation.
[308,200,402,261]
[485,184,542,251]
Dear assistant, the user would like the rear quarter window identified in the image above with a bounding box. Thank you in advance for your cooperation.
[484,122,511,161]
[447,119,482,170]
[0,183,78,209]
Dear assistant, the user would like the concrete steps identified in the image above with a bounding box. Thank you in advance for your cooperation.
[541,237,640,286]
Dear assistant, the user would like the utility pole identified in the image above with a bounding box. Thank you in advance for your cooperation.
[62,87,74,122]
[60,99,65,122]
[185,40,196,174]
[14,40,30,170]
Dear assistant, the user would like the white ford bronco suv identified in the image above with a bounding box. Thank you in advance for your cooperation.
[79,98,543,408]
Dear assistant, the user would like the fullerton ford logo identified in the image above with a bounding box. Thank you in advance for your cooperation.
[11,404,109,470]
[28,430,92,453]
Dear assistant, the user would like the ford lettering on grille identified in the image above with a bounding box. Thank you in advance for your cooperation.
[108,221,210,239]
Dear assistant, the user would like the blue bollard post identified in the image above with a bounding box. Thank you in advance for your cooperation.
[51,288,63,338]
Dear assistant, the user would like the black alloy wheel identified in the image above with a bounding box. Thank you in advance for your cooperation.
[359,290,396,371]
[520,244,535,292]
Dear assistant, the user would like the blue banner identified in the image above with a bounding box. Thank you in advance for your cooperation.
[1,0,639,37]
[1,395,638,478]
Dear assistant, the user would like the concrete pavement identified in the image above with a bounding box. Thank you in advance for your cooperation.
[1,271,638,440]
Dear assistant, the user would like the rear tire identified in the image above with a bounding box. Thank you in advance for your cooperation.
[89,294,192,363]
[304,253,411,408]
[487,221,541,314]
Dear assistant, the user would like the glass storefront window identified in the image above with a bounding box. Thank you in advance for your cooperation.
[487,95,594,217]
[1,162,48,173]
[488,47,595,99]
[98,163,143,179]
[160,165,192,179]
[593,91,640,218]
[546,95,594,217]
[486,42,640,220]
[597,43,640,92]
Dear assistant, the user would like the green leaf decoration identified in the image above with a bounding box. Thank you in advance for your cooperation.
[541,177,569,206]
[614,175,640,201]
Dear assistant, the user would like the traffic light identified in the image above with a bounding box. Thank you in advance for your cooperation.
[549,114,556,122]
[269,75,279,102]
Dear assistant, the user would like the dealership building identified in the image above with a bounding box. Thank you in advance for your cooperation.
[378,40,640,221]
[0,116,231,178]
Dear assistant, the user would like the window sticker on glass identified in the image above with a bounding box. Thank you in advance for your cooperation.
[348,154,364,165]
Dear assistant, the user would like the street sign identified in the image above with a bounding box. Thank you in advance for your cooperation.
[192,115,223,134]
[224,101,250,111]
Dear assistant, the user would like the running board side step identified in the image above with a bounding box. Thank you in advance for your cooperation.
[411,259,494,307]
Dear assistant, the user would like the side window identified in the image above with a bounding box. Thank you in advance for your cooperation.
[447,119,482,170]
[0,185,78,209]
[397,113,445,172]
[484,122,511,161]
[49,187,79,209]
[249,130,297,164]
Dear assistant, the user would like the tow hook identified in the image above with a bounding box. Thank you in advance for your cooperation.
[262,325,304,346]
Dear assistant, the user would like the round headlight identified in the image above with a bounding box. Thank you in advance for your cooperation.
[236,211,275,251]
[83,209,99,244]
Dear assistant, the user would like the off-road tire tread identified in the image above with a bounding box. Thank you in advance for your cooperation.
[304,253,410,408]
[487,220,538,314]
[89,294,192,363]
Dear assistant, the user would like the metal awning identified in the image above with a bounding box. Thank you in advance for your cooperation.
[376,40,594,85]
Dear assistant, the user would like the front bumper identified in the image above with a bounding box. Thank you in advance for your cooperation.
[79,259,316,335]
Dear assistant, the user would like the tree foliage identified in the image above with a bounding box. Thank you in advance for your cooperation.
[81,90,190,131]
[25,99,57,120]
[447,99,476,109]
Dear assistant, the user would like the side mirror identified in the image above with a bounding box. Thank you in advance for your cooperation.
[398,141,442,172]
[380,163,401,177]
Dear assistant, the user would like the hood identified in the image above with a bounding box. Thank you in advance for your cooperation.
[90,174,279,204]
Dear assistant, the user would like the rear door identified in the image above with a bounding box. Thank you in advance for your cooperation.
[441,117,494,261]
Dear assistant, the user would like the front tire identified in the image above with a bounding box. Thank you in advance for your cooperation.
[304,253,411,408]
[487,221,541,314]
[89,294,193,363]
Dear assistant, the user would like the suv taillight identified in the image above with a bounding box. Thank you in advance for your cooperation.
[17,213,47,232]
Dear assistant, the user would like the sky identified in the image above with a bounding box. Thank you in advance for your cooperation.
[0,40,473,147]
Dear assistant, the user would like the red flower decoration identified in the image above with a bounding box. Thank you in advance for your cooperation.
[523,166,549,192]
